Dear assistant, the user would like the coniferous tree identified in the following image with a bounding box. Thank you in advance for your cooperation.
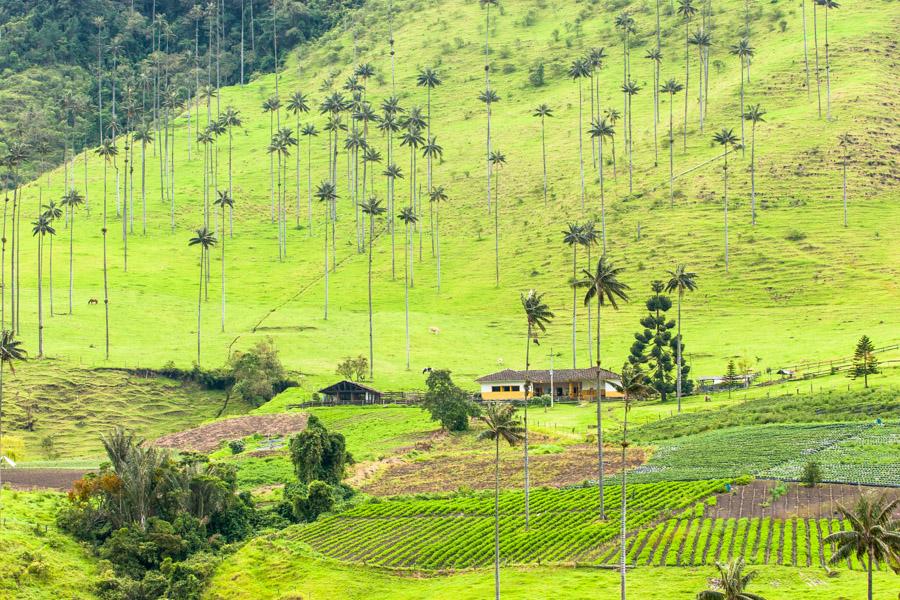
[850,335,878,388]
[627,281,685,401]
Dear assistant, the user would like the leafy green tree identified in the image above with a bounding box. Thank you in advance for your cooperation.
[666,264,699,412]
[289,415,349,485]
[227,338,286,408]
[825,493,899,600]
[801,461,822,488]
[578,256,630,519]
[724,359,741,395]
[850,335,879,388]
[478,401,523,600]
[696,558,766,600]
[628,281,678,401]
[188,227,216,367]
[532,104,553,205]
[421,369,480,432]
[0,330,27,501]
[520,289,553,529]
[293,480,336,523]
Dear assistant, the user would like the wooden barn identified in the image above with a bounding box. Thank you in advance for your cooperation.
[318,380,383,405]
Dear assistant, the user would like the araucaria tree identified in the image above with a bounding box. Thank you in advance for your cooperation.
[520,289,553,530]
[478,402,523,600]
[360,198,386,380]
[850,335,879,388]
[661,79,684,207]
[532,104,553,205]
[627,281,686,402]
[189,227,217,367]
[744,104,766,225]
[665,264,698,412]
[713,128,739,272]
[824,492,899,600]
[32,215,56,357]
[577,256,630,520]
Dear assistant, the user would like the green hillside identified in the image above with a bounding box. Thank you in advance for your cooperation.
[5,0,897,395]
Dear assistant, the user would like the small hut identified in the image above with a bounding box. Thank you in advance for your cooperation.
[318,380,382,405]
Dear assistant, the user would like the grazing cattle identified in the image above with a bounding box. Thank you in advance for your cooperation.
[429,326,440,335]
[88,298,99,305]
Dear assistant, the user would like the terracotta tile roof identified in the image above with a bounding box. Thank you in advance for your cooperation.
[476,367,620,384]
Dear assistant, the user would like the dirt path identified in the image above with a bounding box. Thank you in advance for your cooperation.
[153,413,308,452]
[2,468,92,491]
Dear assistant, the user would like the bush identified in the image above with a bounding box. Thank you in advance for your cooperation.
[228,440,245,455]
[293,480,337,523]
[801,461,822,487]
[228,338,289,407]
[289,415,351,485]
[420,369,480,431]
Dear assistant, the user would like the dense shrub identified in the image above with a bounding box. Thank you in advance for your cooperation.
[289,415,352,485]
[420,370,481,431]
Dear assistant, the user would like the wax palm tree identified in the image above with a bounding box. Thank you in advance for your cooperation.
[562,223,584,369]
[730,39,754,155]
[287,94,310,228]
[41,201,62,317]
[713,128,739,272]
[532,104,554,205]
[818,0,838,120]
[301,123,319,235]
[588,118,614,254]
[615,12,636,175]
[489,150,506,286]
[580,221,599,365]
[59,190,84,315]
[838,133,853,227]
[612,364,654,600]
[586,46,607,171]
[478,401,524,600]
[688,30,711,132]
[478,88,501,211]
[696,558,767,600]
[96,140,118,360]
[677,0,698,151]
[577,256,630,519]
[665,264,698,413]
[32,215,55,357]
[398,206,418,370]
[219,107,242,237]
[383,163,403,279]
[360,198,386,380]
[131,125,152,235]
[422,136,443,258]
[604,108,621,179]
[568,58,591,209]
[416,67,442,143]
[262,96,281,222]
[621,80,641,194]
[801,0,811,100]
[743,104,766,225]
[213,191,233,332]
[812,0,822,117]
[644,48,663,165]
[825,492,900,600]
[315,182,337,319]
[0,330,26,499]
[188,227,216,366]
[520,290,553,530]
[660,79,684,207]
[429,185,447,292]
[399,126,424,282]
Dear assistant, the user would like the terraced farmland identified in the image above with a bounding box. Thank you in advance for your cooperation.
[288,480,727,569]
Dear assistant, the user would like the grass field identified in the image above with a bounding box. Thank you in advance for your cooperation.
[3,0,895,395]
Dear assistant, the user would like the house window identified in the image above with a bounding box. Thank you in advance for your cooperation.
[491,386,501,392]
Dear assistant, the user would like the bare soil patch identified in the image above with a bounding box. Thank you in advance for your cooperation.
[2,468,92,491]
[153,413,308,453]
[361,444,646,496]
[707,480,900,519]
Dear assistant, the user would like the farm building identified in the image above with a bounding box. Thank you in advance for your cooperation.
[476,367,622,402]
[318,380,383,405]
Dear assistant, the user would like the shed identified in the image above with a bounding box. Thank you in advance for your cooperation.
[318,380,382,405]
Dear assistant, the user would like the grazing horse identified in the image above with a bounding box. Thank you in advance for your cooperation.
[88,298,99,305]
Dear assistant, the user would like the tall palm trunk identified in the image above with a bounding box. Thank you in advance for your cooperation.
[404,219,410,370]
[598,137,607,254]
[586,245,593,365]
[802,0,811,99]
[197,246,204,365]
[596,293,605,519]
[668,94,675,206]
[723,149,730,273]
[37,233,44,357]
[220,203,226,332]
[577,79,585,209]
[48,229,54,317]
[323,199,329,320]
[812,0,822,118]
[524,322,532,530]
[296,117,302,228]
[494,169,500,286]
[102,158,110,359]
[739,59,746,157]
[540,115,548,205]
[823,4,832,120]
[307,136,313,237]
[676,292,684,412]
[68,204,75,314]
[750,121,757,225]
[619,398,629,600]
[367,211,375,380]
[571,246,578,369]
[436,199,442,293]
[493,434,501,600]
[842,146,848,227]
[229,128,235,237]
[484,3,492,212]
[683,19,690,151]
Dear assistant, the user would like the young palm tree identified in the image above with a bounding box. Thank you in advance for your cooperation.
[220,107,243,237]
[644,48,663,165]
[677,0,697,151]
[661,79,684,207]
[577,256,630,520]
[59,190,84,315]
[213,191,233,333]
[819,0,839,120]
[611,364,654,600]
[188,227,216,367]
[96,140,118,360]
[0,330,27,499]
[532,104,554,205]
[360,198,386,380]
[696,558,767,600]
[825,492,900,600]
[478,88,501,211]
[41,201,62,316]
[838,133,853,227]
[398,206,418,370]
[743,104,766,225]
[489,150,506,286]
[713,128,739,273]
[520,289,553,530]
[315,182,337,320]
[429,185,448,292]
[478,401,524,600]
[562,223,584,369]
[665,264,698,413]
[480,0,499,215]
[730,39,754,155]
[588,118,615,254]
[568,58,591,209]
[32,215,55,357]
[621,80,641,194]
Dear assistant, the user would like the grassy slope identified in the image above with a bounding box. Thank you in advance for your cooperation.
[0,491,100,599]
[6,0,897,394]
[205,541,895,600]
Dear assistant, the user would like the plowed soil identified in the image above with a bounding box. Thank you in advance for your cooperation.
[2,468,92,491]
[153,413,308,452]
